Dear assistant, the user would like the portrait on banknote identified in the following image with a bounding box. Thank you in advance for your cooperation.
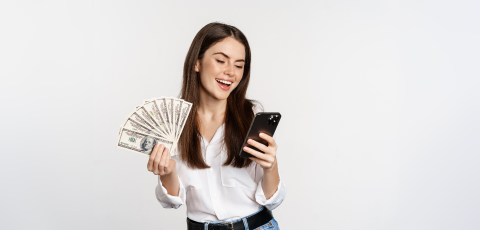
[140,136,157,154]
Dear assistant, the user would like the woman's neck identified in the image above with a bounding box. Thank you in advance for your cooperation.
[197,88,227,122]
[197,87,227,142]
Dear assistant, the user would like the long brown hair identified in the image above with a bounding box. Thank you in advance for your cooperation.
[178,22,259,169]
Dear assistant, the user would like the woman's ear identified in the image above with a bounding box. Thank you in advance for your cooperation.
[194,59,200,72]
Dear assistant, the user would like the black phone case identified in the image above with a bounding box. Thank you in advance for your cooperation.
[239,112,281,158]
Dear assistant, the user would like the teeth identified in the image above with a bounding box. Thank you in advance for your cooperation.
[216,79,232,85]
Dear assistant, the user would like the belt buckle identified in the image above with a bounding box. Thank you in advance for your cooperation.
[218,222,234,230]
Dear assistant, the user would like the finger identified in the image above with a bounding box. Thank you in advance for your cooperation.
[243,146,268,161]
[158,146,169,175]
[165,149,170,169]
[249,157,269,168]
[148,144,160,171]
[259,133,277,149]
[153,144,165,174]
[246,139,269,154]
[160,148,169,173]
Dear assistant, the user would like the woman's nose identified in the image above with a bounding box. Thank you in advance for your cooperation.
[224,63,235,77]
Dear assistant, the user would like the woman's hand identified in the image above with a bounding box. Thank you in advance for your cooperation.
[147,144,176,176]
[244,133,278,172]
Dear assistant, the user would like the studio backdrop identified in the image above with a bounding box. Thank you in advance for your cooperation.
[1,0,479,229]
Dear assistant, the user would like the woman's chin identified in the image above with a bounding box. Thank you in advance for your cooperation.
[212,91,231,101]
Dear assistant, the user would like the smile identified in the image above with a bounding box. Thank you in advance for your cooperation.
[215,79,232,86]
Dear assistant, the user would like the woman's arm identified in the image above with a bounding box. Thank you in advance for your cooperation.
[159,162,180,196]
[261,159,280,199]
[148,144,180,196]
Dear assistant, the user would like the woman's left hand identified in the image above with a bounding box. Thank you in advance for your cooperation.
[244,133,277,172]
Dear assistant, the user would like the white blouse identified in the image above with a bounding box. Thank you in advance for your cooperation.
[155,122,287,222]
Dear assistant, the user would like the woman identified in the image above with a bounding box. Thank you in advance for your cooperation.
[147,22,286,230]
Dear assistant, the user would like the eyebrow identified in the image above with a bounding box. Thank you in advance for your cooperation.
[213,52,245,62]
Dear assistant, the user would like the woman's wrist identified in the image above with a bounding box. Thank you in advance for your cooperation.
[160,167,177,181]
[261,160,280,199]
[159,167,180,196]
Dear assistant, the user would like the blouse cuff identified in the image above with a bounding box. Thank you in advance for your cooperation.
[254,178,286,210]
[155,175,186,209]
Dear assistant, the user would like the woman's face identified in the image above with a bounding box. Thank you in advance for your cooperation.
[195,37,246,101]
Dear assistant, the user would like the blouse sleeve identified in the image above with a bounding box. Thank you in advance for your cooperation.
[155,156,186,209]
[253,135,287,210]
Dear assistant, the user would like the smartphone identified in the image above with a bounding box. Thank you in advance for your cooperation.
[239,112,281,158]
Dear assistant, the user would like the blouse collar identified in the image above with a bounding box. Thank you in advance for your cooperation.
[201,123,225,146]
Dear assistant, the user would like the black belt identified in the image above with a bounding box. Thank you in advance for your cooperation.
[187,207,273,230]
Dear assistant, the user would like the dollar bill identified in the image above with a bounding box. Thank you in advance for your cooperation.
[156,97,171,134]
[176,100,192,140]
[120,117,163,138]
[125,112,169,139]
[118,96,192,157]
[117,128,173,156]
[142,100,170,137]
[165,97,175,136]
[173,99,183,138]
[135,106,165,137]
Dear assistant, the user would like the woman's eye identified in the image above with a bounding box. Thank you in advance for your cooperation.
[216,60,225,64]
[236,66,243,69]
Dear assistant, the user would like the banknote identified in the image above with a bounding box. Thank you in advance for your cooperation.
[118,96,192,156]
[135,106,165,137]
[176,100,192,140]
[165,97,175,136]
[142,100,170,137]
[156,97,171,134]
[117,128,173,156]
[173,99,183,138]
[120,117,162,138]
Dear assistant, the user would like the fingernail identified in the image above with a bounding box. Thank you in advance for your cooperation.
[247,139,252,144]
[260,133,264,136]
[244,146,249,151]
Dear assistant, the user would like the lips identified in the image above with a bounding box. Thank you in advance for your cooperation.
[215,78,232,91]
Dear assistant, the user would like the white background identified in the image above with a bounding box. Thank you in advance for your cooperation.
[1,0,479,229]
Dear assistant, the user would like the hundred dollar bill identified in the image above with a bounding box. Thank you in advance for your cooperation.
[120,117,163,138]
[156,97,171,134]
[176,100,192,140]
[134,106,167,138]
[117,128,173,156]
[125,112,157,134]
[173,99,183,138]
[142,100,170,137]
[165,97,175,136]
[123,112,170,140]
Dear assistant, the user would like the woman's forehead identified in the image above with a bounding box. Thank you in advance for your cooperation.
[207,37,245,59]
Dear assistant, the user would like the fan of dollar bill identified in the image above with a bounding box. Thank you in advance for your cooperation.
[117,97,192,156]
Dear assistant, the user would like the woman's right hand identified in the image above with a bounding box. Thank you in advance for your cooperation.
[147,144,176,176]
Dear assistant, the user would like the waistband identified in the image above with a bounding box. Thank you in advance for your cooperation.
[186,206,273,230]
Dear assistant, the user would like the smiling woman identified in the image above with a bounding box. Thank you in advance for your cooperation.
[146,22,286,230]
[195,37,246,100]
